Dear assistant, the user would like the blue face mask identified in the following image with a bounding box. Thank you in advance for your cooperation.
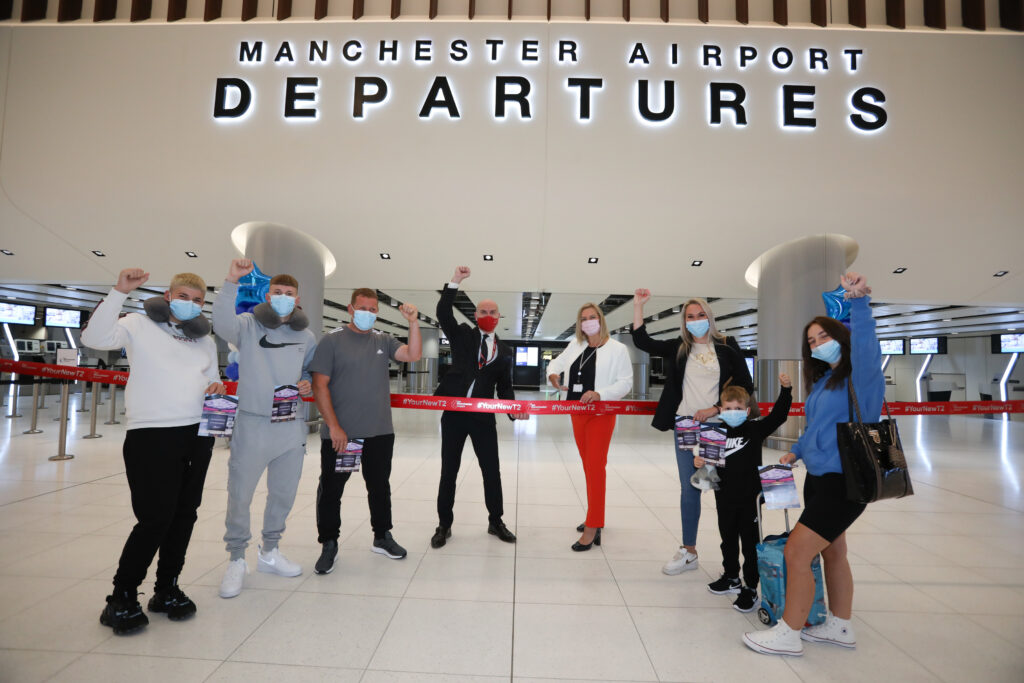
[353,310,376,331]
[270,294,296,317]
[686,319,710,338]
[811,339,843,365]
[720,410,748,428]
[169,299,201,322]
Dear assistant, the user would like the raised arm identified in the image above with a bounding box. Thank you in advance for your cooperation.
[212,259,253,347]
[630,289,680,357]
[80,268,146,351]
[756,375,793,437]
[436,266,469,340]
[394,304,422,363]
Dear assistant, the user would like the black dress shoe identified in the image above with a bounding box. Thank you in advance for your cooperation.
[572,528,602,552]
[487,521,516,543]
[431,526,452,549]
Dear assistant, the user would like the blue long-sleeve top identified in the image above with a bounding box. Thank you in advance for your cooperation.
[791,296,884,476]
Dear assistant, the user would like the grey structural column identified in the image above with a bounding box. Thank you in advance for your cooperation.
[614,332,650,400]
[747,234,858,449]
[232,222,335,341]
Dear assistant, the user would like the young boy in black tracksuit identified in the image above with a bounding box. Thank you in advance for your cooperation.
[695,374,793,612]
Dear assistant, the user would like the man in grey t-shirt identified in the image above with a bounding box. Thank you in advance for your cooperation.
[309,287,421,573]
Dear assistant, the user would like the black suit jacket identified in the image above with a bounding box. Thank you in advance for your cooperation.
[434,284,516,418]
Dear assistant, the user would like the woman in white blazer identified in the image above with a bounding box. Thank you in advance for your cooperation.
[546,303,634,551]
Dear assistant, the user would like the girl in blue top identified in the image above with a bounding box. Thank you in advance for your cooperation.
[744,272,883,658]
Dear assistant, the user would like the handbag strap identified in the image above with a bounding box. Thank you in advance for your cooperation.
[847,378,894,425]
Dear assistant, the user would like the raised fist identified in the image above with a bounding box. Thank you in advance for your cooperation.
[400,303,419,322]
[633,288,651,306]
[779,373,792,388]
[115,268,150,294]
[841,272,871,298]
[452,266,471,283]
[227,258,254,283]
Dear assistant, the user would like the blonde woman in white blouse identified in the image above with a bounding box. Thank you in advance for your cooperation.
[546,304,634,551]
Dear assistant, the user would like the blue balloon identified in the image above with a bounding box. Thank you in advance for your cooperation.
[236,262,270,315]
[822,285,851,323]
[225,362,239,381]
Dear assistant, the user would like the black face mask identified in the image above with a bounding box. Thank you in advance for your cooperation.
[144,297,211,339]
[252,303,309,331]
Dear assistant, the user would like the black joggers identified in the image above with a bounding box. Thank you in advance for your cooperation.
[113,424,214,593]
[316,433,395,542]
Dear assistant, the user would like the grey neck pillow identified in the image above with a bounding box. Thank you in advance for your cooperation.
[143,297,211,339]
[252,303,309,331]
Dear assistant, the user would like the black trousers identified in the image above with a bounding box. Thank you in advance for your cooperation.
[437,411,504,528]
[716,496,760,588]
[316,434,395,542]
[113,424,214,592]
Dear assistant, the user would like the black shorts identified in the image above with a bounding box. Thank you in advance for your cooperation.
[797,473,866,543]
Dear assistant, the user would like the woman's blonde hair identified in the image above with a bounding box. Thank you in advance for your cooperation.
[677,298,725,360]
[575,303,609,344]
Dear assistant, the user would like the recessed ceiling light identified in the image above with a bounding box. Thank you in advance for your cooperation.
[587,257,599,264]
[942,319,951,322]
[994,270,1008,277]
[380,253,391,260]
[0,249,13,256]
[92,250,106,257]
[66,286,77,290]
[185,251,198,258]
[893,267,907,274]
[483,254,494,261]
[691,260,703,267]
[1010,328,1018,331]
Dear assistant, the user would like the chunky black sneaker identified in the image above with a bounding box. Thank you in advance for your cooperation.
[315,540,339,575]
[733,586,759,613]
[371,532,408,559]
[148,583,197,621]
[100,590,149,635]
[707,574,741,595]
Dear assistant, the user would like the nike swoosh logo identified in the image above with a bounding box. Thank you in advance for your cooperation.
[259,335,301,349]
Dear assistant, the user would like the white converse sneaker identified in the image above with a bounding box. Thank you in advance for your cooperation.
[801,614,856,649]
[662,547,698,575]
[743,622,804,657]
[219,558,247,599]
[257,546,302,577]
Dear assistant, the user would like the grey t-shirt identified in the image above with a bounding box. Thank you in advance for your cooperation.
[308,327,403,439]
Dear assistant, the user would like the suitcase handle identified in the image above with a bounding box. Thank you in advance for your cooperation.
[756,492,790,543]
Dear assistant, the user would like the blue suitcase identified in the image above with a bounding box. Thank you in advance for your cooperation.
[755,492,828,627]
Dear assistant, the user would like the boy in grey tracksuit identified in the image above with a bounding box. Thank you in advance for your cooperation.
[213,259,317,598]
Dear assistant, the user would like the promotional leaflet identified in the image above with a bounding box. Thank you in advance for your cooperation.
[272,384,300,422]
[335,438,364,473]
[674,415,700,449]
[698,423,729,466]
[759,464,801,510]
[198,394,238,437]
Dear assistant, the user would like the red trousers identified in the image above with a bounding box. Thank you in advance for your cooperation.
[570,413,616,529]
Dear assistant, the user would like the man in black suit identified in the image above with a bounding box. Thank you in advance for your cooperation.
[431,266,527,549]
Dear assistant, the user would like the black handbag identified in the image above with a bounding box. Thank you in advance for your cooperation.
[836,382,914,504]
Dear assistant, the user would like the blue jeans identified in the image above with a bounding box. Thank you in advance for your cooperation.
[674,434,701,547]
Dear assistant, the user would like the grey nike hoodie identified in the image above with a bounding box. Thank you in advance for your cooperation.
[213,280,317,417]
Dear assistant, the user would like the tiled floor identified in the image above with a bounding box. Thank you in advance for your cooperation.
[1,387,1023,682]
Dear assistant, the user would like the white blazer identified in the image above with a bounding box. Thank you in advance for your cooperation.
[546,336,634,401]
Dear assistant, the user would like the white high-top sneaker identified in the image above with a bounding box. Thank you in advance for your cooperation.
[662,546,698,575]
[743,622,804,657]
[801,614,857,649]
[219,558,247,599]
[257,546,302,577]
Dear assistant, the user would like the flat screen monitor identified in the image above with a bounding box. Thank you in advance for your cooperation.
[45,308,81,328]
[910,337,946,355]
[0,303,36,325]
[879,339,905,355]
[998,333,1024,354]
[515,346,538,367]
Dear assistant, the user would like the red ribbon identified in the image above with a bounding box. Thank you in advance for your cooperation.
[3,359,1022,416]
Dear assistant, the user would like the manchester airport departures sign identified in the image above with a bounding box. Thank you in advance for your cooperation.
[212,37,888,133]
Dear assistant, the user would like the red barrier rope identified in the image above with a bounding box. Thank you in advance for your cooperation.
[3,358,1022,416]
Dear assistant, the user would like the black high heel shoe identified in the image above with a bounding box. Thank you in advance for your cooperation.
[577,523,606,532]
[572,528,601,552]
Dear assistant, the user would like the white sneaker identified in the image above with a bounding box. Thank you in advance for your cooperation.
[257,546,302,577]
[219,558,247,599]
[801,614,856,649]
[743,622,804,657]
[662,547,698,575]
